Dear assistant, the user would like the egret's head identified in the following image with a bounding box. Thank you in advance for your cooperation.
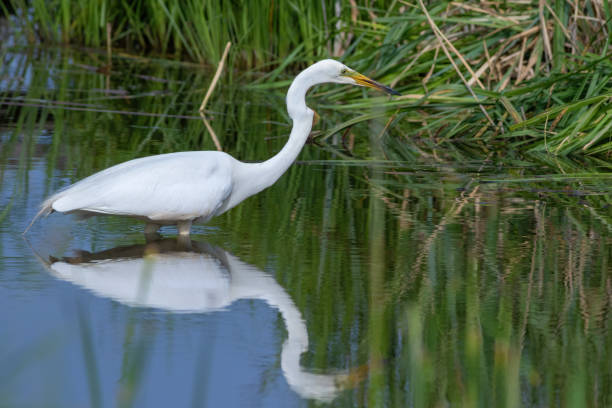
[315,59,400,95]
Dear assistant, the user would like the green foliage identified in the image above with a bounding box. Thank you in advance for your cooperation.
[2,26,612,407]
[3,0,612,154]
[3,0,338,66]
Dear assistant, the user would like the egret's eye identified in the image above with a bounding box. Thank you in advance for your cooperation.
[340,68,348,75]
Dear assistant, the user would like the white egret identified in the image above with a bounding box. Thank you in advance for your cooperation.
[27,59,399,235]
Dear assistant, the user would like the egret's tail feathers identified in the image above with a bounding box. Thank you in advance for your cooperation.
[23,200,54,235]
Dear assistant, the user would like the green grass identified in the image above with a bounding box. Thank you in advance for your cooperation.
[2,3,612,405]
[2,36,612,407]
[3,0,612,155]
[2,0,336,66]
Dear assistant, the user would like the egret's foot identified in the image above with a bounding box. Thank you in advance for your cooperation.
[144,232,162,243]
[177,220,192,236]
[144,223,161,237]
[176,234,193,249]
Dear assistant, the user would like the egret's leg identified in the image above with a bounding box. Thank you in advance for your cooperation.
[177,220,192,236]
[176,235,193,249]
[144,223,160,235]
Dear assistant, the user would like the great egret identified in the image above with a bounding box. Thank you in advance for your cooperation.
[27,59,399,235]
[38,239,365,401]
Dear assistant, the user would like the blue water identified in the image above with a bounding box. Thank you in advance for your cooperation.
[0,153,326,407]
[3,42,612,408]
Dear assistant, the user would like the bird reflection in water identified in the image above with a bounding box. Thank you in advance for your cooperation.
[39,238,365,402]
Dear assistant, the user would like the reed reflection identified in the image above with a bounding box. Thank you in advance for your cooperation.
[41,238,359,402]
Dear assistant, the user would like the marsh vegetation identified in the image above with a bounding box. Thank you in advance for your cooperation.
[1,1,612,407]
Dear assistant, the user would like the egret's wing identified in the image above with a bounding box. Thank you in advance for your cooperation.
[51,152,234,221]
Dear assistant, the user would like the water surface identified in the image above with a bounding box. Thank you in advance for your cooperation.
[1,44,611,407]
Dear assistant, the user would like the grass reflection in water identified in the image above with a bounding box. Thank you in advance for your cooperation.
[1,45,611,407]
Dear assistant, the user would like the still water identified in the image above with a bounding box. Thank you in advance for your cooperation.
[1,44,611,407]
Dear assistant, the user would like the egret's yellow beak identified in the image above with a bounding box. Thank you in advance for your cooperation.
[344,71,400,96]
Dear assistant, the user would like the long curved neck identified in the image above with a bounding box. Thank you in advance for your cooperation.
[239,69,317,196]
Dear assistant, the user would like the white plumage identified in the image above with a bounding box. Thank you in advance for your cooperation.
[27,59,399,235]
[48,152,235,222]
